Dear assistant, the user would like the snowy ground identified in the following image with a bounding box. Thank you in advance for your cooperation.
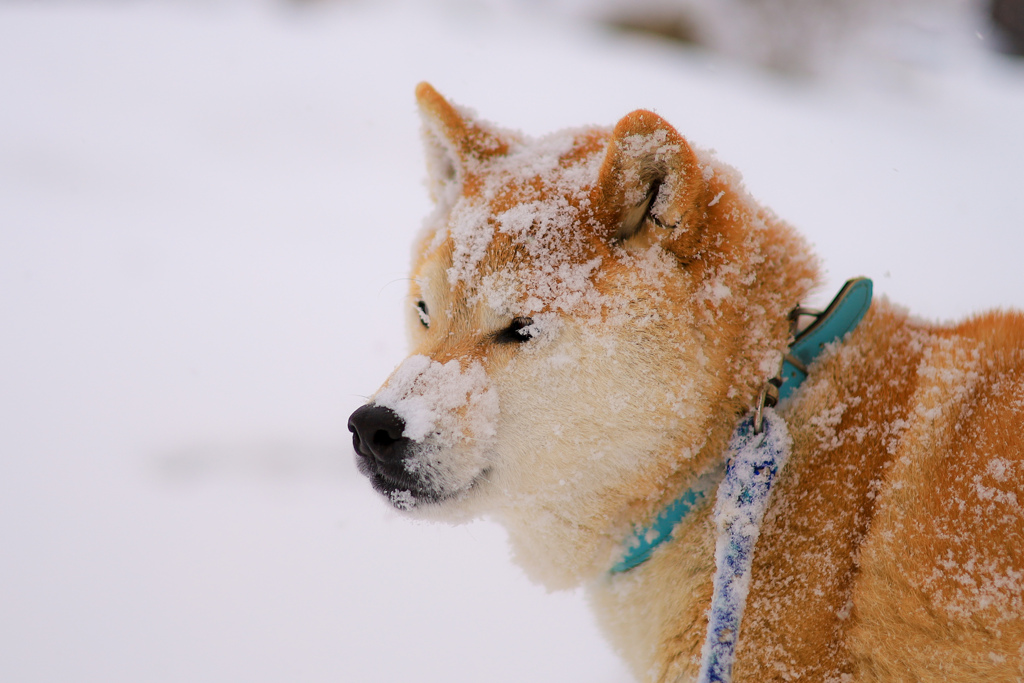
[2,2,1023,682]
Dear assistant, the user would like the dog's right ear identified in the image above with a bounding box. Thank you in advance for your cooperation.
[415,82,515,203]
[596,110,711,260]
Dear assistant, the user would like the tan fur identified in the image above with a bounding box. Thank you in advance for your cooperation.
[357,83,1024,682]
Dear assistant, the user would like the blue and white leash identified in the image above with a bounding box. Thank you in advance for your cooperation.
[610,278,873,683]
[697,409,790,683]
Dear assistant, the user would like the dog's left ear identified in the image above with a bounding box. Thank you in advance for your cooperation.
[596,110,711,256]
[415,82,515,202]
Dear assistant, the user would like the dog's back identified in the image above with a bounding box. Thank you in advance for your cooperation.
[735,303,1024,681]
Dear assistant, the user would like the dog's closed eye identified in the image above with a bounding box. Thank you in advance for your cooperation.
[495,316,535,344]
[416,300,430,329]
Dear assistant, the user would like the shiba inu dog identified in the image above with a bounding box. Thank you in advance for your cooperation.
[349,83,1024,682]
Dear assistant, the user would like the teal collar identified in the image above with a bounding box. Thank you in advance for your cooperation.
[779,277,873,401]
[610,463,725,573]
[610,278,873,574]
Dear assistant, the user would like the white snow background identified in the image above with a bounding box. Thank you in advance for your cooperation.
[2,1,1023,682]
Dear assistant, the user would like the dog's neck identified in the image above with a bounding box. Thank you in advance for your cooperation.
[611,278,873,577]
[495,273,872,590]
[588,280,872,683]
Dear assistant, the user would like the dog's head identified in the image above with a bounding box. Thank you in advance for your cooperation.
[350,84,818,583]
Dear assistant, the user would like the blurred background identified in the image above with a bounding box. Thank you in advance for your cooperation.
[1,1,1022,681]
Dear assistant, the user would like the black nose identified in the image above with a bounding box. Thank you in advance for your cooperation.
[348,404,410,463]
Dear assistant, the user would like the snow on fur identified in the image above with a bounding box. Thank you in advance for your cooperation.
[375,354,498,445]
[373,355,499,506]
[439,127,611,320]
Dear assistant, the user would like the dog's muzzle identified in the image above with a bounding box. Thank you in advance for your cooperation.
[348,404,429,503]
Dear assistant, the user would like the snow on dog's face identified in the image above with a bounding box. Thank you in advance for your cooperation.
[350,84,817,584]
[364,354,498,510]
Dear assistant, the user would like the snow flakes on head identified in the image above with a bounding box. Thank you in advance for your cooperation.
[440,129,610,318]
[447,200,496,287]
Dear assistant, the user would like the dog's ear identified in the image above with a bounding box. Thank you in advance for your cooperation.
[597,110,710,258]
[415,82,514,202]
